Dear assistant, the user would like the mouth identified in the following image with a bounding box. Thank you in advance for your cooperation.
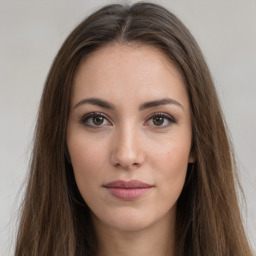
[103,180,154,200]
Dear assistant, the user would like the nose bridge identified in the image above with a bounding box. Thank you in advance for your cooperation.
[111,122,143,168]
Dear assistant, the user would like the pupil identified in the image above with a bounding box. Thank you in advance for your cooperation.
[153,116,164,126]
[93,116,104,125]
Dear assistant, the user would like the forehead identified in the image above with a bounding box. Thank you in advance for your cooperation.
[76,43,184,82]
[71,43,189,109]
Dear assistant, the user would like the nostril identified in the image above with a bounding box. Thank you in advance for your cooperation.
[114,162,120,168]
[113,160,141,169]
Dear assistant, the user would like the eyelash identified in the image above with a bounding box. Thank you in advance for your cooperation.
[146,112,177,128]
[80,112,177,128]
[80,112,109,128]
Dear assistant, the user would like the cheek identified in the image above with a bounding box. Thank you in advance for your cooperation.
[67,134,107,193]
[150,139,190,198]
[150,136,191,171]
[68,131,105,167]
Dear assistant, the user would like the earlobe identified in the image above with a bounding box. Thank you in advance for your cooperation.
[65,143,71,163]
[188,150,195,163]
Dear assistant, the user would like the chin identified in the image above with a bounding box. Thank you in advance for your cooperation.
[91,205,175,233]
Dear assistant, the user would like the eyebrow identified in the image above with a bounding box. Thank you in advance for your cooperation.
[139,98,183,111]
[74,98,114,109]
[74,97,183,111]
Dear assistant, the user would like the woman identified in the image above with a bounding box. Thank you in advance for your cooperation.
[15,2,253,256]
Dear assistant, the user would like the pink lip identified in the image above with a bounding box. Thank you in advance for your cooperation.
[103,180,153,200]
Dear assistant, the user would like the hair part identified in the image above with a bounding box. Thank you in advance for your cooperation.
[15,2,252,256]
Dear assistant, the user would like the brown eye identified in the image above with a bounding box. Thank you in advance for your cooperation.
[153,116,165,126]
[146,113,176,128]
[80,112,111,127]
[93,116,104,125]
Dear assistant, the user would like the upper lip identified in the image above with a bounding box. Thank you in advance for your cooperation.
[104,179,153,188]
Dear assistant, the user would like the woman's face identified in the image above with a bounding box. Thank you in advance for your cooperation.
[66,44,194,232]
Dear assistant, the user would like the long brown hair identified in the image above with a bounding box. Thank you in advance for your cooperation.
[15,2,252,256]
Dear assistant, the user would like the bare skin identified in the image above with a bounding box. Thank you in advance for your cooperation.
[67,43,194,256]
[94,206,175,256]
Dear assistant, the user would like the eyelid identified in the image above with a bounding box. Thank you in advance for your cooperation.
[79,111,176,128]
[80,112,112,127]
[145,112,177,127]
[146,112,176,121]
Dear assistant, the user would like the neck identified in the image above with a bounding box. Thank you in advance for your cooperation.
[93,210,176,256]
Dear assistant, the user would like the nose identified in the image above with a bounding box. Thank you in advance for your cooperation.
[110,125,145,170]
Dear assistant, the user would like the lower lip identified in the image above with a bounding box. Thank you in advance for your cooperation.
[105,187,152,200]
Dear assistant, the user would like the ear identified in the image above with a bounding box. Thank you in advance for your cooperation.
[188,149,195,163]
[65,143,71,163]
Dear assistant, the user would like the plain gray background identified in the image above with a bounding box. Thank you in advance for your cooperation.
[0,0,255,255]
